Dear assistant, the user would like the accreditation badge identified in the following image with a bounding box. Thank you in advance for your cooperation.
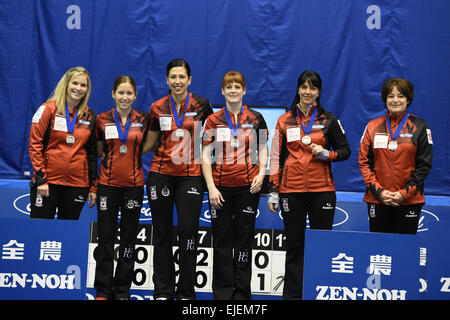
[217,127,231,142]
[373,134,388,149]
[159,117,172,131]
[105,124,119,140]
[54,116,68,132]
[286,127,300,142]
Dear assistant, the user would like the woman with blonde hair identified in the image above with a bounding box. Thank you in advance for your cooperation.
[29,66,98,219]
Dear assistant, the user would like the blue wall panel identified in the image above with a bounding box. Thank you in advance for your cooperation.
[0,1,448,195]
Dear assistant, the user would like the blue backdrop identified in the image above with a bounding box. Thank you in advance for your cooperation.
[0,0,449,195]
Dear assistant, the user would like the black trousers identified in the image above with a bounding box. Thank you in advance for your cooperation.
[279,191,336,300]
[367,202,424,234]
[146,172,204,300]
[93,184,144,300]
[210,186,260,300]
[30,184,89,220]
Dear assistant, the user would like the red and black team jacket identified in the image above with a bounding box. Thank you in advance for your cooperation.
[202,105,268,187]
[149,92,213,176]
[29,100,98,192]
[268,104,350,194]
[359,111,433,205]
[96,108,149,187]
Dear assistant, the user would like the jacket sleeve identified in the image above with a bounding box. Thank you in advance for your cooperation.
[202,99,214,124]
[399,122,433,201]
[29,104,53,184]
[85,110,98,193]
[327,116,351,162]
[268,120,285,193]
[358,124,384,200]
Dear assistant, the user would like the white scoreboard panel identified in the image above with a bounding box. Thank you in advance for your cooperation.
[87,223,286,297]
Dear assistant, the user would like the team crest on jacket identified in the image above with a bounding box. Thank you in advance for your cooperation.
[35,194,43,207]
[210,207,217,219]
[100,197,107,211]
[150,186,158,200]
[281,198,289,212]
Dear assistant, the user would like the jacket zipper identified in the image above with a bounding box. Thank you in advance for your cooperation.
[83,160,87,182]
[283,166,288,187]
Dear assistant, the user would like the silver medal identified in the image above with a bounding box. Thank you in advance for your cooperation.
[230,139,239,149]
[175,128,184,138]
[119,144,128,154]
[66,135,75,145]
[301,135,311,145]
[388,141,398,151]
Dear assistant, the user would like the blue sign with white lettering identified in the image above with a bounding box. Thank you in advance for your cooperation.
[425,221,450,299]
[0,219,90,300]
[303,230,419,300]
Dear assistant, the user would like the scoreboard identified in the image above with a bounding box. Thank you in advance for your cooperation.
[86,223,286,298]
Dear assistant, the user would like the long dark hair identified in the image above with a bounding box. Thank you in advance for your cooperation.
[290,70,322,109]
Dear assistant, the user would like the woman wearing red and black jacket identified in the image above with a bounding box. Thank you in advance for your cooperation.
[142,59,213,300]
[93,76,149,300]
[359,78,433,234]
[202,71,268,300]
[267,70,350,299]
[29,66,97,220]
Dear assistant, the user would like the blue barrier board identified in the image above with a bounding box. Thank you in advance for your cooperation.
[303,229,419,300]
[0,219,90,300]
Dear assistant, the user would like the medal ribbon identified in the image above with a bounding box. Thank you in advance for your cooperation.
[65,104,79,134]
[296,105,317,135]
[224,105,244,139]
[386,112,409,141]
[170,93,190,128]
[114,108,132,145]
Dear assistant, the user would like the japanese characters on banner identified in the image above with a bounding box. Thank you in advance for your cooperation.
[302,230,420,300]
[0,219,90,300]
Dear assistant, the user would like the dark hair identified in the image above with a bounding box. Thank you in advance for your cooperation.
[166,58,191,77]
[113,75,137,94]
[381,78,414,107]
[290,70,322,109]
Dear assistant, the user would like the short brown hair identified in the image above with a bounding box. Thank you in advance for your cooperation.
[222,71,245,89]
[381,78,414,107]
